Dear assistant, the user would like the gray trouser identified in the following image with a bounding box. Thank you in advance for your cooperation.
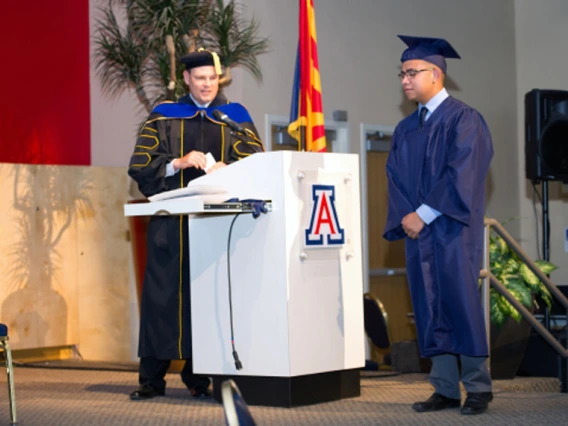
[430,354,492,399]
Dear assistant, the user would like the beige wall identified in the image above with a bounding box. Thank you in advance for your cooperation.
[0,164,134,361]
[89,0,140,169]
[515,0,568,284]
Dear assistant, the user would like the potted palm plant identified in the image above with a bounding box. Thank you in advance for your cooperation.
[488,223,557,379]
[93,0,270,113]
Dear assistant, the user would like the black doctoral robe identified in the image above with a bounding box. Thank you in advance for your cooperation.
[128,93,263,359]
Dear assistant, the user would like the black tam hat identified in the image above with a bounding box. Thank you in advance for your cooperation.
[179,48,223,75]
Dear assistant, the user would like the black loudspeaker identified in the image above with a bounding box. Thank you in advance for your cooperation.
[525,89,568,182]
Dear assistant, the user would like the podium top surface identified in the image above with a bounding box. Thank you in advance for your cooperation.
[124,198,271,217]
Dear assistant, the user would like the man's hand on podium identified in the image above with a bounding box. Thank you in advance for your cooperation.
[206,161,227,174]
[173,150,207,171]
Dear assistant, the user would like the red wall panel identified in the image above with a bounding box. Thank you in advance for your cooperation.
[0,2,90,165]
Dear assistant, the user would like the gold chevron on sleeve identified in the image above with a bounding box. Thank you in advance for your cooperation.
[135,134,160,150]
[129,152,151,168]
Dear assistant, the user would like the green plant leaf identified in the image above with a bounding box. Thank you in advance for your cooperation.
[490,235,514,270]
[496,236,509,256]
[502,258,519,275]
[490,291,506,327]
[519,263,540,287]
[539,284,553,309]
[535,260,558,275]
[500,296,522,322]
[491,259,501,273]
[503,298,522,322]
[506,279,533,308]
[489,238,502,265]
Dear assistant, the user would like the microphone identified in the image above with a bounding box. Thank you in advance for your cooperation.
[212,110,245,134]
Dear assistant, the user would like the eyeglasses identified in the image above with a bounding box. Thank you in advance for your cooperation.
[398,68,434,80]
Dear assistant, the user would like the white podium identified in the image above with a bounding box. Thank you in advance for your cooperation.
[125,151,365,407]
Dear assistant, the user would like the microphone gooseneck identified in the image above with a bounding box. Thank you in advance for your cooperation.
[212,109,245,134]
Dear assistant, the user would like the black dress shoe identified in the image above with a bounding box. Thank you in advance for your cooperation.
[461,392,493,415]
[411,393,461,412]
[190,386,212,398]
[130,384,165,400]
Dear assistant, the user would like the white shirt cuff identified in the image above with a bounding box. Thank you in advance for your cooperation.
[416,204,442,225]
[165,160,179,177]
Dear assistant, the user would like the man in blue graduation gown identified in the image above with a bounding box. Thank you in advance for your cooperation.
[128,49,263,400]
[383,35,494,415]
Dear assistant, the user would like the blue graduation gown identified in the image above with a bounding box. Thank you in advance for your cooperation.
[383,96,493,358]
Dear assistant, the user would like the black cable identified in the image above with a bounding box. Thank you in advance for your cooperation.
[227,213,243,370]
[532,181,552,262]
[532,181,542,260]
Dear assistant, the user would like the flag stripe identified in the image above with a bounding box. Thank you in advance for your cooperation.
[288,0,327,152]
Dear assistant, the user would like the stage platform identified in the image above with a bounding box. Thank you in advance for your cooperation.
[1,365,566,425]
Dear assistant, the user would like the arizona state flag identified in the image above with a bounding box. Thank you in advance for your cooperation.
[288,0,326,152]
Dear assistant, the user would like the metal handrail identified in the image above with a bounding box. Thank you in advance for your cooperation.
[481,218,568,358]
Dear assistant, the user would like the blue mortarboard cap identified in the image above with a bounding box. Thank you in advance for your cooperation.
[398,35,461,74]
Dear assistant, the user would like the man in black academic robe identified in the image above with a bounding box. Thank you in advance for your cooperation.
[128,49,263,400]
[383,36,494,415]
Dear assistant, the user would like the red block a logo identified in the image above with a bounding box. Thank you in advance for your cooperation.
[305,185,345,247]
